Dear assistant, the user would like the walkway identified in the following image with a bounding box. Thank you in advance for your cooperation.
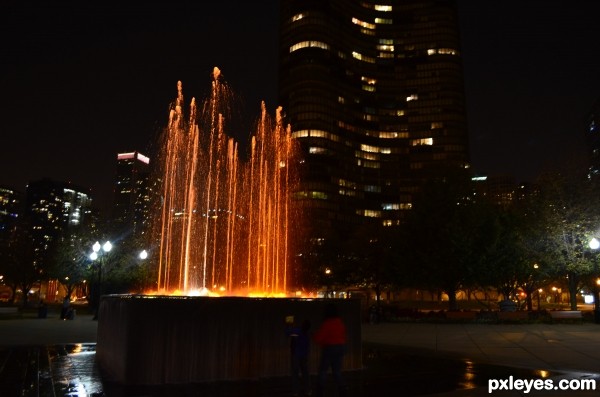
[1,314,600,395]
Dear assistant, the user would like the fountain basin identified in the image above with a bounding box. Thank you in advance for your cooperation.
[96,295,362,386]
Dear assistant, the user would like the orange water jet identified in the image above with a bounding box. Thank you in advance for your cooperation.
[151,67,300,297]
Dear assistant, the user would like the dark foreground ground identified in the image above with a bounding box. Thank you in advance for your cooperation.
[1,309,600,396]
[0,342,567,397]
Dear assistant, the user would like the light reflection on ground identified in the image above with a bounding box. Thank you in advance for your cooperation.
[3,343,594,396]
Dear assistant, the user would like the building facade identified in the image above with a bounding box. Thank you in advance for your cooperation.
[112,151,151,237]
[26,178,92,262]
[0,186,22,237]
[279,0,470,239]
[587,98,600,178]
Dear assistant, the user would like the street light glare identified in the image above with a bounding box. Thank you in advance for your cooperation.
[139,250,148,260]
[590,238,600,250]
[103,241,113,252]
[90,252,98,261]
[92,241,101,253]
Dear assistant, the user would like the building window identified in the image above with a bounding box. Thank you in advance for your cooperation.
[352,52,376,63]
[351,17,375,30]
[291,13,306,22]
[357,209,382,218]
[290,41,330,53]
[364,185,381,193]
[411,138,433,146]
[309,147,328,154]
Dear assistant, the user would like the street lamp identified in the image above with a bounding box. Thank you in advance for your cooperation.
[588,237,600,324]
[90,240,112,320]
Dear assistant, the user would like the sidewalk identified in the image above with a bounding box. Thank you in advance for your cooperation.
[362,322,600,396]
[1,315,600,396]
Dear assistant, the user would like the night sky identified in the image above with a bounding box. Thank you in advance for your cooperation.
[1,2,600,214]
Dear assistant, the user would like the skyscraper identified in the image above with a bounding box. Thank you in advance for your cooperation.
[26,178,92,261]
[587,98,600,178]
[112,151,151,236]
[279,0,470,239]
[0,185,22,244]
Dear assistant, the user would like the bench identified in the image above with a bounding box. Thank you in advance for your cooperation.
[549,310,582,322]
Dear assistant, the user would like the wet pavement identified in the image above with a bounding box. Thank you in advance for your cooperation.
[2,313,600,396]
[1,341,572,397]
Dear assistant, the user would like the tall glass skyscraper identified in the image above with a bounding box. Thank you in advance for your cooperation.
[279,0,470,239]
[112,151,151,236]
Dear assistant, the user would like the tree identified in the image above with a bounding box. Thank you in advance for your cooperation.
[45,234,90,300]
[404,169,497,311]
[342,222,396,307]
[531,170,600,310]
[0,221,41,306]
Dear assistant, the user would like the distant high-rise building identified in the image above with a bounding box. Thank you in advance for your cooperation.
[279,0,470,239]
[112,151,151,236]
[587,98,600,178]
[0,185,23,243]
[26,178,92,262]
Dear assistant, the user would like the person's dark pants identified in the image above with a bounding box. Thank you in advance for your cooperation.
[291,354,310,395]
[316,344,346,397]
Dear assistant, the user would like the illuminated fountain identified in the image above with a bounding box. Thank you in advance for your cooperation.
[155,67,297,297]
[97,69,361,388]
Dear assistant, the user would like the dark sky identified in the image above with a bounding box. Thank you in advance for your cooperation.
[1,2,600,213]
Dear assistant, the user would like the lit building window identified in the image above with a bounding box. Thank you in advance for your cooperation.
[292,129,340,142]
[352,17,376,30]
[338,179,352,187]
[361,76,377,85]
[292,13,305,22]
[360,144,392,153]
[431,122,443,129]
[383,203,412,210]
[375,18,392,24]
[406,94,418,102]
[310,191,328,200]
[376,44,394,51]
[309,147,327,154]
[292,130,309,138]
[355,151,379,161]
[411,138,433,146]
[357,209,381,217]
[362,85,376,92]
[374,5,392,12]
[378,131,408,139]
[352,52,376,63]
[427,48,457,56]
[290,41,330,53]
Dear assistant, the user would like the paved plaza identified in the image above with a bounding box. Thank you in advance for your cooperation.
[1,312,600,396]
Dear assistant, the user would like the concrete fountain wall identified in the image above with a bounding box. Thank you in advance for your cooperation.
[96,295,362,386]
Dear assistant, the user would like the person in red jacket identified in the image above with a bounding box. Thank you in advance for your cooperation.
[313,303,347,397]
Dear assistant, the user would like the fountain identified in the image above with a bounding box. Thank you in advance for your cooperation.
[96,68,362,388]
[154,67,298,296]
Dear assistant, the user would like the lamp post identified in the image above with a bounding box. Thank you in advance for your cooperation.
[588,237,600,324]
[90,240,112,320]
[138,249,149,291]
